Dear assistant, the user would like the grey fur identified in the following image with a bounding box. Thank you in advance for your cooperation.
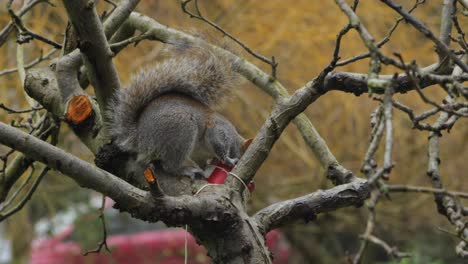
[107,44,243,177]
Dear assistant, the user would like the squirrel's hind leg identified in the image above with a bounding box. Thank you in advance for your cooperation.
[157,131,204,179]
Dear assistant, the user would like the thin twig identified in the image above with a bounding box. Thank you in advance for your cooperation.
[352,190,380,264]
[0,49,58,77]
[181,0,278,77]
[7,0,62,49]
[361,107,384,175]
[83,194,111,255]
[0,165,35,211]
[0,103,43,114]
[381,0,468,72]
[337,0,426,67]
[0,0,51,47]
[387,184,468,199]
[0,167,49,222]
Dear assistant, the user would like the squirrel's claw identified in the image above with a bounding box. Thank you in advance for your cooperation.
[224,157,239,168]
[181,166,205,179]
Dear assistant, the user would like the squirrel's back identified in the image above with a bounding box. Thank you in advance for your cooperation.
[107,41,239,152]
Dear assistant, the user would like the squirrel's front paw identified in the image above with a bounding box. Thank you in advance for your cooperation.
[223,157,239,168]
[181,166,205,179]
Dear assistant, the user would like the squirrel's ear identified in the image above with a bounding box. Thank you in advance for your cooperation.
[241,138,253,153]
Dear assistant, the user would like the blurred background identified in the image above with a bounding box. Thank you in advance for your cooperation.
[0,0,467,263]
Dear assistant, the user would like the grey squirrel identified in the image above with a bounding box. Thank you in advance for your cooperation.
[106,41,246,178]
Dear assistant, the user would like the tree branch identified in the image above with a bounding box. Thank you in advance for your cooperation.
[0,0,50,47]
[0,121,246,229]
[25,68,107,154]
[227,59,347,189]
[0,121,147,209]
[62,0,122,117]
[387,184,468,199]
[0,167,49,222]
[103,0,140,39]
[381,0,468,72]
[254,178,369,232]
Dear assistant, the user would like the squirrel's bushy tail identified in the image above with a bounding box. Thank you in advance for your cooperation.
[107,41,239,151]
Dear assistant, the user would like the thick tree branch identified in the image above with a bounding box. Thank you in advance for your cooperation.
[0,121,148,209]
[227,62,350,189]
[62,0,122,117]
[440,0,456,49]
[103,0,141,39]
[254,178,369,232]
[25,68,107,154]
[324,71,439,96]
[0,120,224,225]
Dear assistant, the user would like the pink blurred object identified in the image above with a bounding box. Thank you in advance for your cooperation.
[31,227,289,264]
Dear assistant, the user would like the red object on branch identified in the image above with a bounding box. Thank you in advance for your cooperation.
[206,159,231,184]
[206,159,255,192]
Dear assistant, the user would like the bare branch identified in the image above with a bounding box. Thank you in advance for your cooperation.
[0,104,43,114]
[0,164,36,211]
[425,60,468,257]
[227,58,346,188]
[440,0,456,49]
[387,184,468,199]
[254,178,369,232]
[0,114,56,203]
[62,0,122,116]
[83,194,111,255]
[7,0,62,49]
[103,0,141,39]
[0,120,148,209]
[0,0,51,47]
[337,0,426,67]
[335,0,403,74]
[0,167,49,222]
[352,190,380,264]
[381,0,468,72]
[365,235,411,260]
[361,107,384,175]
[369,81,394,183]
[181,0,278,77]
[0,49,57,78]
